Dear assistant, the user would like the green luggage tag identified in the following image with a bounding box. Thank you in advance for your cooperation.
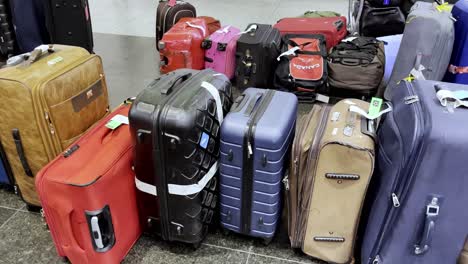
[105,115,129,130]
[368,97,383,120]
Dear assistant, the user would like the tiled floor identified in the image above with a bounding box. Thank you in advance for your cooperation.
[0,188,321,264]
[0,0,347,262]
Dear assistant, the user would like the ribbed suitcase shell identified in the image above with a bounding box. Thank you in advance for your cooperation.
[203,26,240,79]
[385,2,454,99]
[36,105,141,264]
[273,17,347,50]
[129,69,233,246]
[377,34,402,87]
[0,45,109,206]
[361,80,468,264]
[159,18,208,74]
[219,88,297,241]
[444,0,468,85]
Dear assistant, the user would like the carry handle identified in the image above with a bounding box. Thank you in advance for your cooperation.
[12,129,33,177]
[371,9,397,16]
[339,58,361,66]
[414,197,440,255]
[244,93,264,117]
[161,72,192,95]
[230,94,250,112]
[20,45,55,67]
[334,19,344,31]
[85,205,115,252]
[185,22,207,37]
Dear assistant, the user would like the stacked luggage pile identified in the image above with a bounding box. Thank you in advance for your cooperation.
[0,0,468,263]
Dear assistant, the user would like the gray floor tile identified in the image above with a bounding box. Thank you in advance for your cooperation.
[0,211,62,264]
[250,223,318,264]
[0,208,16,227]
[93,33,160,108]
[0,189,25,210]
[123,235,249,264]
[203,228,254,251]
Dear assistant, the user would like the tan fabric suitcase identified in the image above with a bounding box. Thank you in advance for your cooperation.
[286,99,375,263]
[460,238,468,264]
[0,45,109,207]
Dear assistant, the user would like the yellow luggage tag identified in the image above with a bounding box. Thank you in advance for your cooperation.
[436,2,452,12]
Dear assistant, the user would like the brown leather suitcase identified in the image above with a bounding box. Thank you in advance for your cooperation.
[0,45,109,208]
[460,238,468,264]
[155,0,196,50]
[286,99,376,263]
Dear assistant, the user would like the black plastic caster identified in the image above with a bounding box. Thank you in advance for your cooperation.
[262,237,273,246]
[221,228,230,236]
[26,204,41,212]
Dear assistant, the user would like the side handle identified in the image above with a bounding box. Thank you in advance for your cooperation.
[85,205,115,252]
[414,197,440,255]
[12,129,33,177]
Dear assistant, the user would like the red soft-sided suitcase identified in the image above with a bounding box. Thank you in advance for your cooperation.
[35,104,141,264]
[159,18,209,74]
[273,17,347,51]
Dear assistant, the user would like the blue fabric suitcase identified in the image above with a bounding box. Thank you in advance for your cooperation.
[0,140,13,186]
[219,88,297,243]
[361,79,468,264]
[9,0,50,53]
[377,34,402,87]
[444,0,468,84]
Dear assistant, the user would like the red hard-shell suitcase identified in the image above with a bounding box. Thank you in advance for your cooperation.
[35,104,141,264]
[159,18,209,74]
[273,17,347,51]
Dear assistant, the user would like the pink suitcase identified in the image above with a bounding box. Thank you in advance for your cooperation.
[202,26,240,79]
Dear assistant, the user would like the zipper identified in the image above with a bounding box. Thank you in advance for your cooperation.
[289,107,318,247]
[240,90,275,235]
[298,105,331,247]
[369,82,427,263]
[44,111,55,135]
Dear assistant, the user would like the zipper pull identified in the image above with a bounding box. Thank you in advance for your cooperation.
[282,175,289,191]
[247,141,253,158]
[392,193,401,208]
[404,95,419,104]
[44,112,55,135]
[294,158,298,175]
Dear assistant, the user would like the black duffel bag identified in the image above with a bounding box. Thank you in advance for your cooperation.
[360,1,406,37]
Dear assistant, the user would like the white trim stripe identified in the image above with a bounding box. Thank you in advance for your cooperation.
[135,177,158,196]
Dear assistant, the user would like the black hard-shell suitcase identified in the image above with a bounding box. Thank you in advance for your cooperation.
[129,69,233,247]
[0,0,16,57]
[156,0,196,51]
[235,24,281,90]
[44,0,93,52]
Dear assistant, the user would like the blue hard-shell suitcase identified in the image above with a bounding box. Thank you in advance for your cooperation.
[219,88,297,243]
[361,80,468,264]
[444,0,468,84]
[377,34,402,87]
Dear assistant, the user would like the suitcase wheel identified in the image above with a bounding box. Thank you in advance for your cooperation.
[191,241,202,250]
[221,228,230,236]
[262,237,273,246]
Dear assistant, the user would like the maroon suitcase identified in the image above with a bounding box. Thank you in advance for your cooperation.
[273,17,347,51]
[156,0,196,50]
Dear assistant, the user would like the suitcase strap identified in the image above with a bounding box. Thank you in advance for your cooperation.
[135,81,224,197]
[185,22,206,37]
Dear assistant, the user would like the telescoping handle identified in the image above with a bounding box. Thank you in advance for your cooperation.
[161,72,192,95]
[414,197,441,255]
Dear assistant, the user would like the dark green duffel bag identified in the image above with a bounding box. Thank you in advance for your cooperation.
[299,10,341,18]
[328,37,385,98]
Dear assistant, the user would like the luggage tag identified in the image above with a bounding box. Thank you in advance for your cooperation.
[436,88,468,112]
[105,115,129,130]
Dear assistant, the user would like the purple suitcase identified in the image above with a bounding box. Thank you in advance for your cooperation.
[361,79,468,264]
[202,26,241,80]
[219,88,297,243]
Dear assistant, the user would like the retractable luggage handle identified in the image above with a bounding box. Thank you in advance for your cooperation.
[161,72,192,95]
[85,205,115,252]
